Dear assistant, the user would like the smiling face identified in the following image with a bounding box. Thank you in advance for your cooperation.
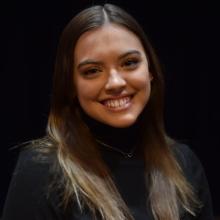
[73,24,153,128]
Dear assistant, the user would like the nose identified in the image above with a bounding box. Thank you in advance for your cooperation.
[105,70,126,93]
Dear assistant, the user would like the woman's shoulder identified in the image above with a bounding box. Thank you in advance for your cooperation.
[171,142,201,168]
[172,142,214,219]
[8,142,58,195]
[15,143,56,176]
[171,142,210,189]
[2,140,63,219]
[6,137,59,196]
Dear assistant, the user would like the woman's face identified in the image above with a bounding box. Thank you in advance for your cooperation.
[73,24,153,128]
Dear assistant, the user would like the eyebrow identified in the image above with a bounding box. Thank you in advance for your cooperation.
[118,50,141,60]
[77,60,103,70]
[76,50,141,70]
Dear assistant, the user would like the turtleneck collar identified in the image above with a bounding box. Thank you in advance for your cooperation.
[80,109,142,154]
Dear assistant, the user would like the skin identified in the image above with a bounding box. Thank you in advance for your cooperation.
[73,24,153,128]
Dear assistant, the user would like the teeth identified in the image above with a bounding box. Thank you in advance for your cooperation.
[103,96,131,108]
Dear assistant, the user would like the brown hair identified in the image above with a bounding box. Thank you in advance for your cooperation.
[46,3,200,220]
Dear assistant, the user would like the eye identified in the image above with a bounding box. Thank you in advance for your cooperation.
[122,58,140,69]
[81,67,102,78]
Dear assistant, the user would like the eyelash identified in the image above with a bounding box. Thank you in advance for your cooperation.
[82,67,102,77]
[122,58,140,69]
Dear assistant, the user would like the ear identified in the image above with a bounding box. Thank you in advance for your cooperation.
[149,72,154,81]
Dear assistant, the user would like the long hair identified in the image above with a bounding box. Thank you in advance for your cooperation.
[45,3,200,220]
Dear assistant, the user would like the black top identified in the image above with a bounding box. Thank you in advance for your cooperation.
[2,143,214,220]
[2,112,214,220]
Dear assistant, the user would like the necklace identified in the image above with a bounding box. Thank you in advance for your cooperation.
[95,139,137,158]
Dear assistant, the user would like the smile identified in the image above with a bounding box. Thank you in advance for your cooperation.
[101,95,133,110]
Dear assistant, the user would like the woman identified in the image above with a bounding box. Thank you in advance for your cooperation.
[2,3,214,220]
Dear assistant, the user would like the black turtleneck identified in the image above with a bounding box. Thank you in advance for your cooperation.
[79,109,151,217]
[80,109,143,158]
[2,110,215,219]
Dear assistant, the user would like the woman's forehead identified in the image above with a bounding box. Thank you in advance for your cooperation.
[74,24,146,63]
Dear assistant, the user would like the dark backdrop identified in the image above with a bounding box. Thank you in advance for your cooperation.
[1,0,219,217]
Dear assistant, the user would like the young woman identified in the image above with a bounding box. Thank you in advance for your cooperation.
[2,3,214,220]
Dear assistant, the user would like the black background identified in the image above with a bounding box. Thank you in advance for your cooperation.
[1,0,219,217]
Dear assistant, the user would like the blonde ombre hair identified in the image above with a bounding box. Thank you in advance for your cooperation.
[43,3,201,220]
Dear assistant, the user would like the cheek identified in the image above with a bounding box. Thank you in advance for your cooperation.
[75,79,101,102]
[130,71,152,90]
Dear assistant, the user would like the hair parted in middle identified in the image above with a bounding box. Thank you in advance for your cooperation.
[45,3,200,220]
